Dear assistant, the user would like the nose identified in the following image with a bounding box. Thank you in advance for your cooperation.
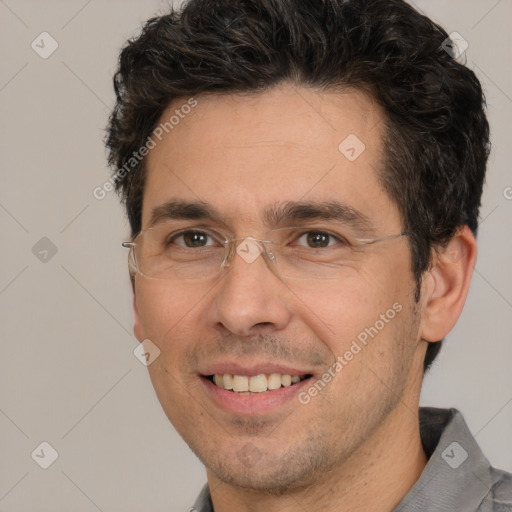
[209,241,293,337]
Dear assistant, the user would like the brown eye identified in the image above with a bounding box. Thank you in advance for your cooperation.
[306,231,331,248]
[291,229,351,250]
[171,231,214,248]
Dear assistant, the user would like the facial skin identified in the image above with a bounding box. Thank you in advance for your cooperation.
[132,83,476,512]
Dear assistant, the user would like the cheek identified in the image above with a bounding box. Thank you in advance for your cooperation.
[300,268,402,333]
[135,282,208,412]
[295,260,412,373]
[134,279,209,358]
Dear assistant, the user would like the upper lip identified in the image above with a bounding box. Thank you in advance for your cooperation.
[199,361,314,377]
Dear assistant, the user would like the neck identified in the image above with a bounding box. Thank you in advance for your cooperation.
[206,403,427,512]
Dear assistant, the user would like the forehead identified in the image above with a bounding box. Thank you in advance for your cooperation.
[143,83,400,231]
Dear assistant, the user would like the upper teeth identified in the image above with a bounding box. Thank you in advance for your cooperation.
[213,373,302,393]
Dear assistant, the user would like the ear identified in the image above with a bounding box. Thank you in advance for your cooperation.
[133,287,145,342]
[419,226,477,342]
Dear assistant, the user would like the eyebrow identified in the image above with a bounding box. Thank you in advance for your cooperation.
[148,199,375,234]
[264,201,375,234]
[148,200,223,228]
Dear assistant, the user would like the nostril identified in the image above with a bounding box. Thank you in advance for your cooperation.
[254,322,273,328]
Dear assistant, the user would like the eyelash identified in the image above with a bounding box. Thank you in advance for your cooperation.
[166,230,218,247]
[294,230,349,247]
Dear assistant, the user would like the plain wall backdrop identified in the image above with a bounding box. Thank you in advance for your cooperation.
[0,1,511,511]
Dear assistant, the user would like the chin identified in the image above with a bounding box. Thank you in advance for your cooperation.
[209,463,311,495]
[196,440,334,495]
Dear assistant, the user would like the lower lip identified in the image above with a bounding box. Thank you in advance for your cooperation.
[200,376,312,415]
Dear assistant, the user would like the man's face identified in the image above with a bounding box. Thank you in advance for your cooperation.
[133,83,427,491]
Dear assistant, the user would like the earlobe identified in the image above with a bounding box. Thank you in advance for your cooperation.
[420,226,477,342]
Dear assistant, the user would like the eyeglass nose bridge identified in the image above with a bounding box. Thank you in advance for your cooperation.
[220,236,276,270]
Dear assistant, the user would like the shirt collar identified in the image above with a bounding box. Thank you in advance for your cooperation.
[393,407,499,511]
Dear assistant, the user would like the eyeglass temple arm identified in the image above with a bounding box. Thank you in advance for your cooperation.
[355,231,406,245]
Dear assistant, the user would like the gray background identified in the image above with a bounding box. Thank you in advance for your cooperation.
[0,1,510,511]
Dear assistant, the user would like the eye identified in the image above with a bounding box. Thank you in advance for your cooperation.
[295,230,347,249]
[168,230,217,248]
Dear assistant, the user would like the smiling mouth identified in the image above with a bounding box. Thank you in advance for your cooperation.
[205,373,312,394]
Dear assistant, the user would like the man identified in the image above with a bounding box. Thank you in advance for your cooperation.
[105,0,511,510]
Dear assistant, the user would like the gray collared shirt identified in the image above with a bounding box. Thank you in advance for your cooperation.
[191,407,512,511]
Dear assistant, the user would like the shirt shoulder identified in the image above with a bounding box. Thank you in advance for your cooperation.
[479,469,512,511]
